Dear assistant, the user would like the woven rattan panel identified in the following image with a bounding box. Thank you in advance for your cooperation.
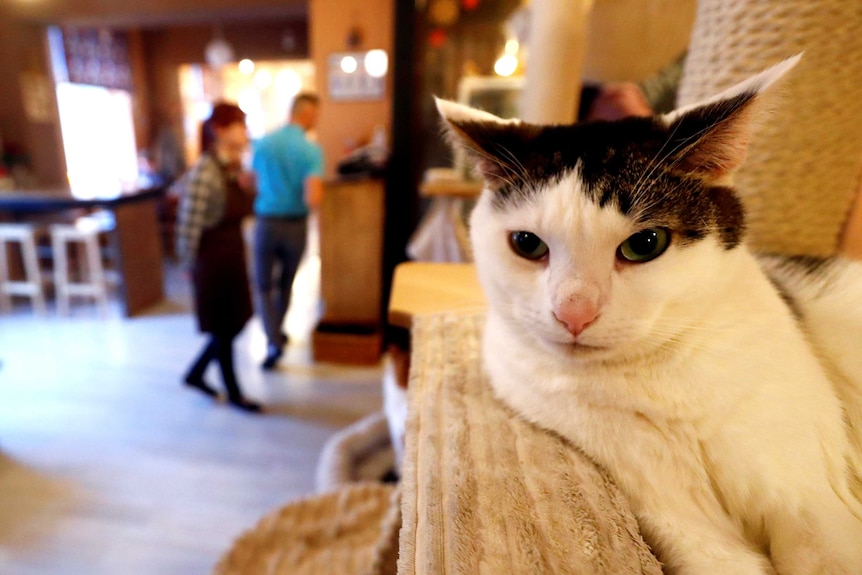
[678,1,862,256]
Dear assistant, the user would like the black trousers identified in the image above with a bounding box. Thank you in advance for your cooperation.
[185,335,243,400]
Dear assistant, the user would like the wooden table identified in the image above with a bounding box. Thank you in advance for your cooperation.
[0,184,167,316]
[418,179,483,198]
[388,262,485,329]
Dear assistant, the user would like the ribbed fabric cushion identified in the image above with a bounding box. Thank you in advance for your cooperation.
[398,312,662,575]
[677,0,862,256]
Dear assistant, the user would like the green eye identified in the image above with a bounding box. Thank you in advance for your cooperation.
[509,231,549,260]
[618,228,670,263]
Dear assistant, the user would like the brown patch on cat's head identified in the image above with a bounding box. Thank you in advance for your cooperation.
[435,55,799,251]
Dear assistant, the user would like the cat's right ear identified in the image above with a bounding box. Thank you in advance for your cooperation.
[435,97,531,189]
[659,54,801,182]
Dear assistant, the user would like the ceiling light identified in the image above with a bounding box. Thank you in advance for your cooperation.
[238,59,255,75]
[275,69,302,97]
[254,69,273,89]
[494,54,518,77]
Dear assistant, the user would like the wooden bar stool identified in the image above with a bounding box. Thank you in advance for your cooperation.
[0,223,48,314]
[50,215,112,315]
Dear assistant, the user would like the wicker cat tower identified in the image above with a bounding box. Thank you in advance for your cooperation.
[677,0,862,256]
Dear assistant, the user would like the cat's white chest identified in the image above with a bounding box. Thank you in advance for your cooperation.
[481,303,847,499]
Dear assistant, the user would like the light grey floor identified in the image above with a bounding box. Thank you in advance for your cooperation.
[0,261,384,574]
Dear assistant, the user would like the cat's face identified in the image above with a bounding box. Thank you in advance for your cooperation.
[439,56,799,363]
[470,161,741,363]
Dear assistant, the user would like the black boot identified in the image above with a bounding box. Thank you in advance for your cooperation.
[184,338,219,397]
[215,335,263,413]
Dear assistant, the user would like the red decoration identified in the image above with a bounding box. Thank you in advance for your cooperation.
[429,28,447,48]
[462,0,480,10]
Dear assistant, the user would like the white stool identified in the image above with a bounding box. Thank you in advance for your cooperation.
[51,217,110,315]
[0,223,47,314]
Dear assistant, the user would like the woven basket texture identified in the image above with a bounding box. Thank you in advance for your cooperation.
[213,482,396,575]
[678,0,862,256]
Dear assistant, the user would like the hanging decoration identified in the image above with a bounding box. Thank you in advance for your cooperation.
[205,28,235,70]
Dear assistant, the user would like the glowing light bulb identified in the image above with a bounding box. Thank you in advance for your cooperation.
[494,54,518,77]
[340,56,358,74]
[254,69,272,89]
[364,49,389,78]
[275,69,302,97]
[238,59,255,75]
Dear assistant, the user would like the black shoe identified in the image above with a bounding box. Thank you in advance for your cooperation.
[183,375,219,398]
[228,396,263,413]
[261,345,283,370]
[279,331,289,346]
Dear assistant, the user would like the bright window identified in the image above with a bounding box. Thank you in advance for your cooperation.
[55,82,139,198]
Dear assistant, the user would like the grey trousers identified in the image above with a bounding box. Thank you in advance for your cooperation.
[253,216,307,348]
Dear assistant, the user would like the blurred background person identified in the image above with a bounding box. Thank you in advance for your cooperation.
[251,93,324,370]
[175,102,261,413]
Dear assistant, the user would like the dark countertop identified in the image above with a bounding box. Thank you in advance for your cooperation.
[0,180,167,213]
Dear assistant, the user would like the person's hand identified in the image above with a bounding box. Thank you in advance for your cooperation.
[304,176,323,210]
[587,83,653,122]
[237,170,256,194]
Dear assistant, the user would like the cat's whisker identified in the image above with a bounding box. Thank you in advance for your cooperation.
[631,117,727,220]
[629,117,692,205]
[494,143,531,184]
[631,141,698,212]
[493,143,539,200]
[455,140,522,191]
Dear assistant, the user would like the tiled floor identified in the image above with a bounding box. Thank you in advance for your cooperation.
[0,252,384,574]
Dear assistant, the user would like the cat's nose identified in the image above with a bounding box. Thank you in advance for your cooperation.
[553,304,599,337]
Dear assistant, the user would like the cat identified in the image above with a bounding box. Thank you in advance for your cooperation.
[436,55,862,575]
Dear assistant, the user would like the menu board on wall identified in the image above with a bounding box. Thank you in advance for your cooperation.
[54,27,133,91]
[327,52,385,101]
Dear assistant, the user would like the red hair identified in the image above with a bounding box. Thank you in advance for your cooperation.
[200,102,246,153]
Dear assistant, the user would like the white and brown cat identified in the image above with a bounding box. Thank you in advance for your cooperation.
[437,55,862,574]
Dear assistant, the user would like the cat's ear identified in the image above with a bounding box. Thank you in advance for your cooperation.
[661,54,801,181]
[435,97,534,189]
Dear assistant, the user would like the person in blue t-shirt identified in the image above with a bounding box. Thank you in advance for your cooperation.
[251,93,324,369]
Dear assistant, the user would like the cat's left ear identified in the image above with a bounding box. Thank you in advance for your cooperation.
[435,97,535,190]
[661,54,801,181]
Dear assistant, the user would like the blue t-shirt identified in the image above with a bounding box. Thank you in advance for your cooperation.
[252,124,324,217]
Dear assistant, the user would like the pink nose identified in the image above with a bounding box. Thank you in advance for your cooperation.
[553,304,599,337]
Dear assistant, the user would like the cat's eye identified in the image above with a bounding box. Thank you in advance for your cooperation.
[618,228,670,263]
[509,231,549,261]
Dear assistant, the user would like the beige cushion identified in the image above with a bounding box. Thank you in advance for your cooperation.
[398,312,662,575]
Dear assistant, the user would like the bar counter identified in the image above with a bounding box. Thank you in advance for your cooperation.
[0,182,167,316]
